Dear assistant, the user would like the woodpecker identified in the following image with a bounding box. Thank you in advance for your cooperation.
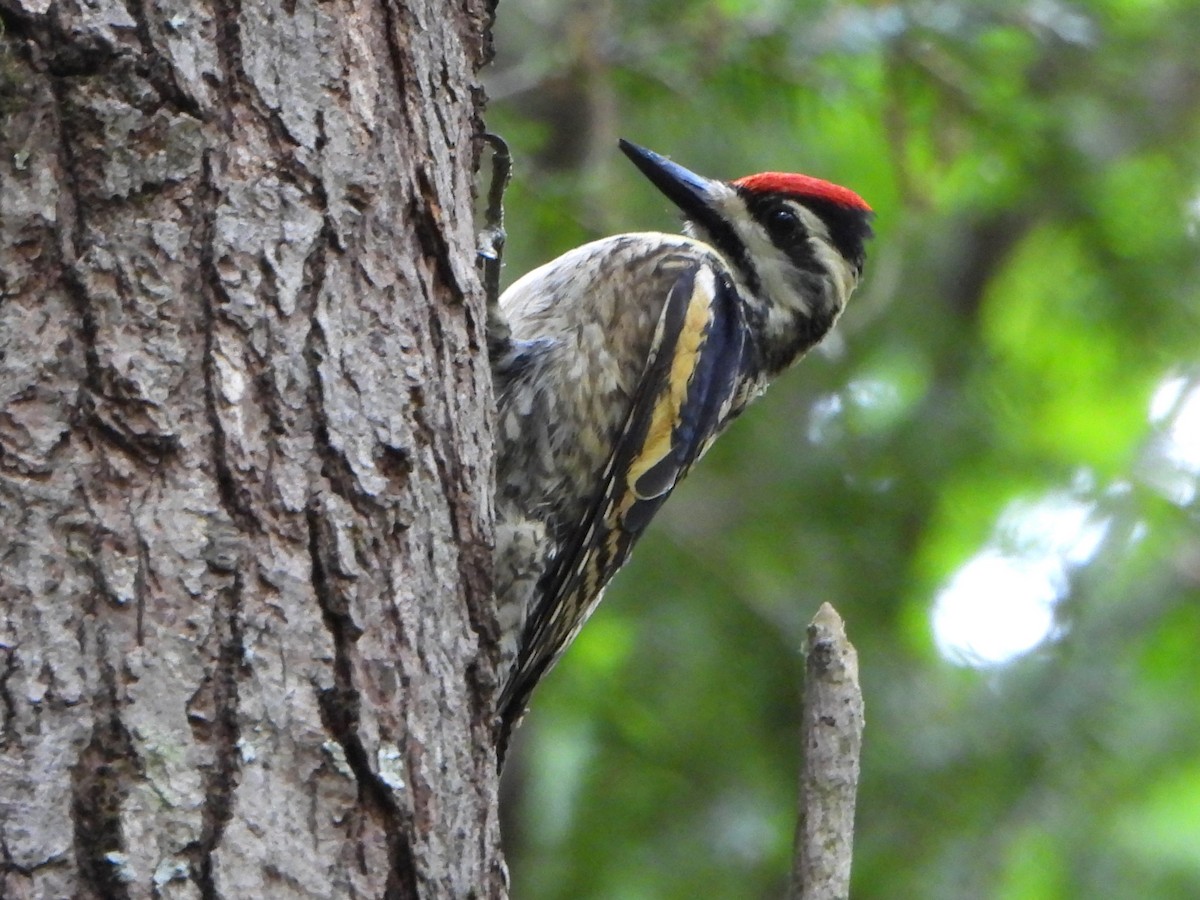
[491,140,873,745]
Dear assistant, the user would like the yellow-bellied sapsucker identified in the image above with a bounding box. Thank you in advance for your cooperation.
[491,140,873,745]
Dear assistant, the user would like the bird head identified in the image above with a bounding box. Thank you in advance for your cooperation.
[619,139,874,373]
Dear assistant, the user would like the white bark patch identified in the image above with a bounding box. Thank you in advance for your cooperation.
[376,743,407,791]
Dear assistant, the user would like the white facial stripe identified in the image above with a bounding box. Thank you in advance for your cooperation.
[811,239,855,309]
[790,202,831,243]
[737,216,812,317]
[792,200,854,305]
[705,181,745,217]
[792,200,856,311]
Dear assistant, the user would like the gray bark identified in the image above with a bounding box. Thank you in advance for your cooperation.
[790,603,865,900]
[0,0,503,896]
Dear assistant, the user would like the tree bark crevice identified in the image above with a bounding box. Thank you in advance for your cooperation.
[69,635,142,900]
[307,507,420,900]
[188,571,246,899]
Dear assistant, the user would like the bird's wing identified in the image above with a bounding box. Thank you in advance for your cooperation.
[499,259,752,729]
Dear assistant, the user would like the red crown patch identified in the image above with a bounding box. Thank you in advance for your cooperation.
[733,172,871,212]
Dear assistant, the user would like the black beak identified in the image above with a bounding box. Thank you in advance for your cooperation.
[618,140,722,223]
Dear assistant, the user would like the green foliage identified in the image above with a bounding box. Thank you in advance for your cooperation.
[489,1,1200,896]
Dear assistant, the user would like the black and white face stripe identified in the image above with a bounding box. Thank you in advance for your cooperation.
[682,185,867,320]
[617,140,872,366]
[676,183,766,299]
[739,189,872,287]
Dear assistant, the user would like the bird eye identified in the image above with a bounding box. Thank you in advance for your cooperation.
[769,207,801,234]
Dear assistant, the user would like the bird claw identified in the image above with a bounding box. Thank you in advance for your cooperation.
[479,132,513,356]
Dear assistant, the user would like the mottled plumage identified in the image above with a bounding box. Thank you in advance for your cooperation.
[492,142,873,743]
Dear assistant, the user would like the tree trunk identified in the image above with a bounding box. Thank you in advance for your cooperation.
[0,0,503,896]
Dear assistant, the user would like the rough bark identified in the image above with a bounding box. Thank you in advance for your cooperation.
[0,0,503,896]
